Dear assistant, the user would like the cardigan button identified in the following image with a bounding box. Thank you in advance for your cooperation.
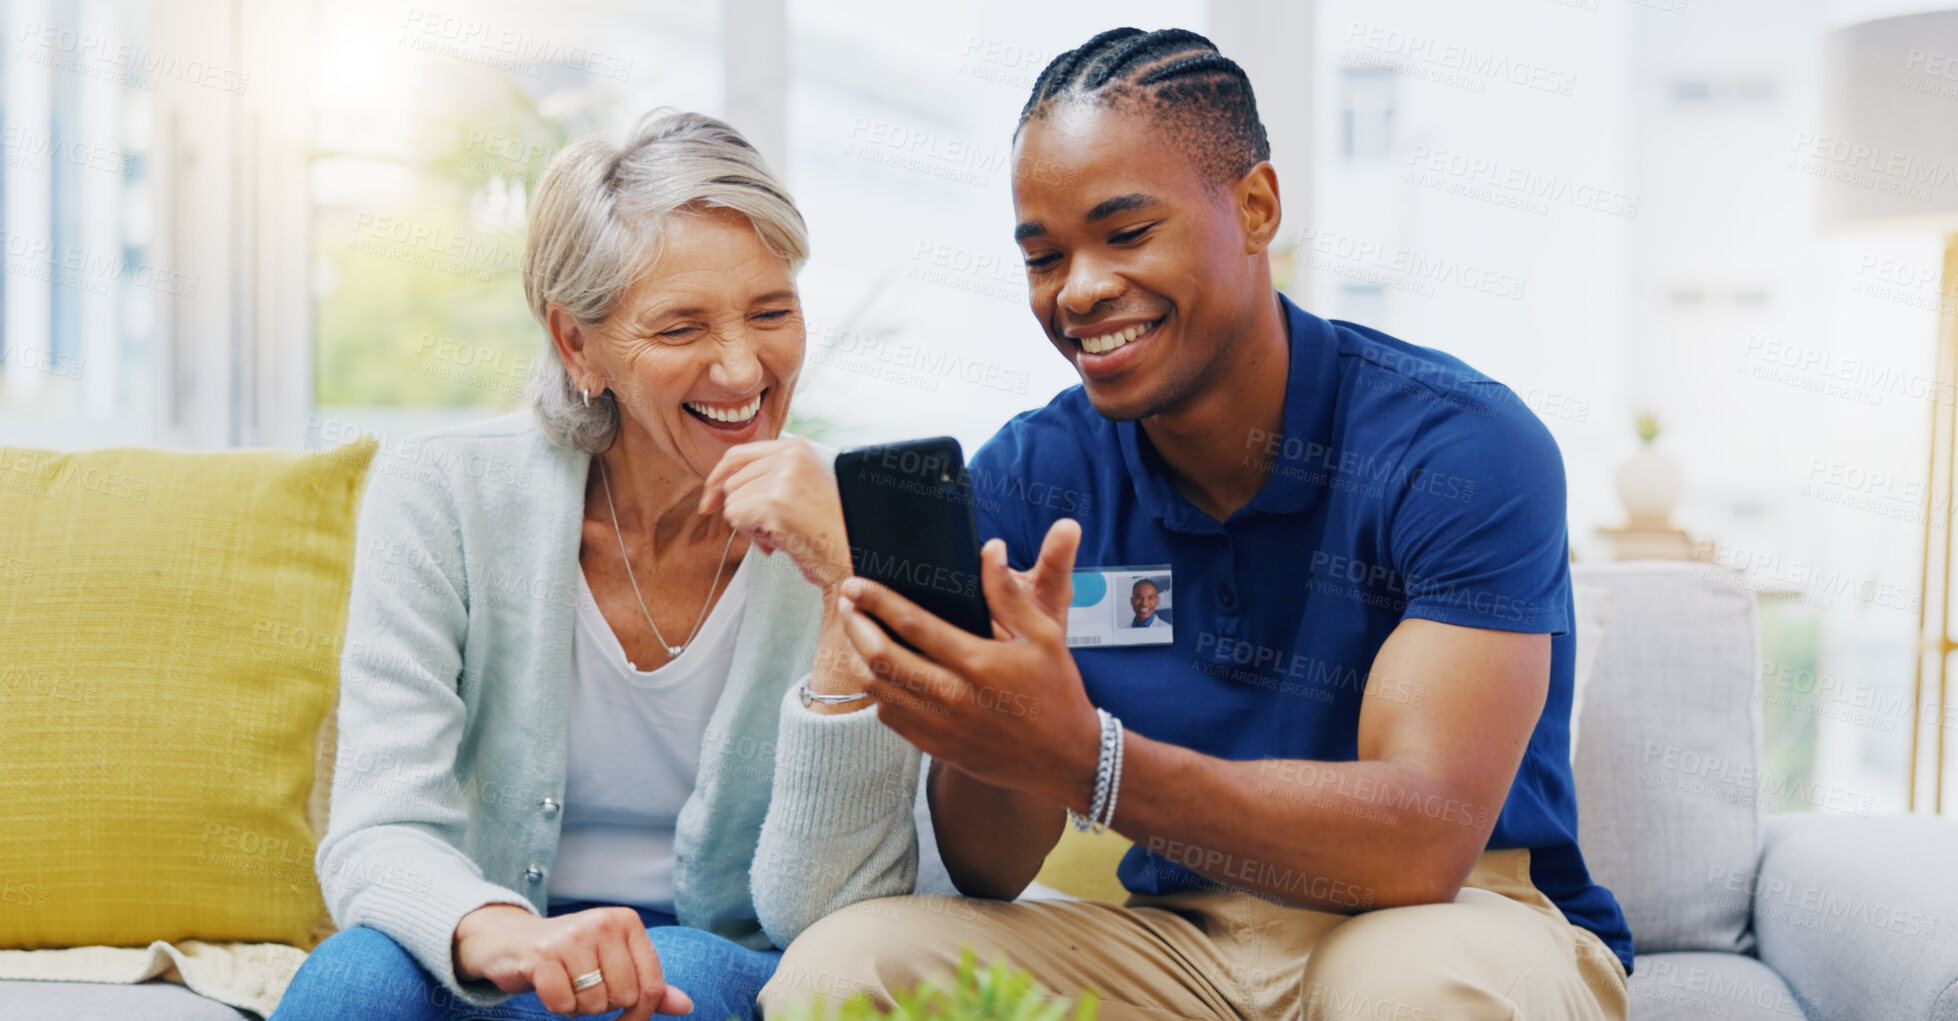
[524,866,544,883]
[541,798,561,817]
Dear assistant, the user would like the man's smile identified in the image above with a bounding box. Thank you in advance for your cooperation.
[1065,315,1167,375]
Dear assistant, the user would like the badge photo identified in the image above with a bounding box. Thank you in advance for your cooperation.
[1068,565,1174,647]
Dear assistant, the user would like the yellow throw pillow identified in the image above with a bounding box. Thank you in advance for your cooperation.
[1034,826,1134,904]
[0,437,377,951]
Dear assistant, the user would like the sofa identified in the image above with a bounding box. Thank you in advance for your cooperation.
[1555,564,1957,1020]
[2,483,1954,1019]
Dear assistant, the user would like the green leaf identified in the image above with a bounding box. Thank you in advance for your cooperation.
[778,945,1098,1021]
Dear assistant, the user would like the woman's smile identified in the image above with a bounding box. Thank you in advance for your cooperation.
[682,388,769,439]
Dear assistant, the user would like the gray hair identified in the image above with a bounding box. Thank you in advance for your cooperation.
[522,109,809,453]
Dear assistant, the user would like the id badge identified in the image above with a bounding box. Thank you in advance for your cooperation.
[1068,565,1175,647]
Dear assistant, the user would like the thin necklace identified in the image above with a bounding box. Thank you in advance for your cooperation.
[596,456,737,660]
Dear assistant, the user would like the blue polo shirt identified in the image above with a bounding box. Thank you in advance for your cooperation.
[967,294,1633,973]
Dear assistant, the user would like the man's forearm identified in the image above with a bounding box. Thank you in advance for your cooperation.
[1061,734,1498,911]
[928,758,1066,899]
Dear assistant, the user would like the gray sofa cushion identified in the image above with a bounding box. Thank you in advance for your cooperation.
[1572,563,1763,955]
[1629,952,1803,1020]
[0,979,250,1020]
[1754,814,1958,1021]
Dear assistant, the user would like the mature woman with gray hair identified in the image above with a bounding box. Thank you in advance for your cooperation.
[273,110,915,1021]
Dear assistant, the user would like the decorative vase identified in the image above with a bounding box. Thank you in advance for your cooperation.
[1616,446,1684,529]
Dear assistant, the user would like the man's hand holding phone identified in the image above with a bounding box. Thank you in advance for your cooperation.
[835,518,1103,803]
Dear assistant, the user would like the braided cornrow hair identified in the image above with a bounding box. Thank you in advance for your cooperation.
[1017,27,1270,183]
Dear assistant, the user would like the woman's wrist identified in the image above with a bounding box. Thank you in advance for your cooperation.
[452,903,531,978]
[802,614,875,713]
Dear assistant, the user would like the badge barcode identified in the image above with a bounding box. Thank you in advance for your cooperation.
[1068,636,1103,646]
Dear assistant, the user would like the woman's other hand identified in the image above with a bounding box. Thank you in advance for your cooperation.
[452,904,693,1020]
[699,437,853,594]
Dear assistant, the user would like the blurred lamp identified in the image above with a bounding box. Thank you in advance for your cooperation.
[1818,10,1958,813]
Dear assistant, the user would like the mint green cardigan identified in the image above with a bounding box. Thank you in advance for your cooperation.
[315,412,923,1008]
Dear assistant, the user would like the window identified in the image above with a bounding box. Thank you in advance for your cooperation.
[1339,65,1395,160]
[308,1,724,446]
[1670,76,1778,106]
[1667,286,1774,309]
[0,0,157,448]
[2,0,312,450]
[1338,283,1386,327]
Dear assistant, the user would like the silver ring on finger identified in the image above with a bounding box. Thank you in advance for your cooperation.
[572,969,605,992]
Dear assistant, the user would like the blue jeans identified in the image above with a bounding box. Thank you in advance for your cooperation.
[271,899,781,1021]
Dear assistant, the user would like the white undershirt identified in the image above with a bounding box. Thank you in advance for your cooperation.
[546,554,750,914]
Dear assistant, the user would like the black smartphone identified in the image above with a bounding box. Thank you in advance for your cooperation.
[835,436,992,649]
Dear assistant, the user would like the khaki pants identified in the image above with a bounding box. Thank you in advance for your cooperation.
[757,850,1627,1021]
